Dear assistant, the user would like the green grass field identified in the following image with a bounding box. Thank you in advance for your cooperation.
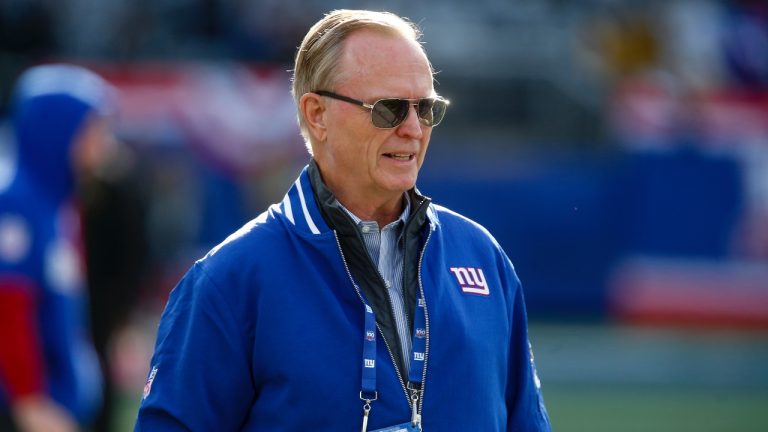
[545,384,768,432]
[532,323,768,432]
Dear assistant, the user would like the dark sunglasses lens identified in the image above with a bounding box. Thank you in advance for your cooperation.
[371,98,447,128]
[372,99,409,128]
[417,99,434,125]
[418,99,446,127]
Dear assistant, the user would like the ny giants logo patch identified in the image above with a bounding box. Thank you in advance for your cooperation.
[449,267,490,296]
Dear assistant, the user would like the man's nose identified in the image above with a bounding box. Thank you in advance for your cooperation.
[395,105,423,138]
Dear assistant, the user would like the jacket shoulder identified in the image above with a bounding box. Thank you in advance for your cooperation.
[198,205,286,269]
[429,203,501,248]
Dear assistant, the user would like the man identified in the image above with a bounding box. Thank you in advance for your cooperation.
[136,9,550,431]
[0,64,113,432]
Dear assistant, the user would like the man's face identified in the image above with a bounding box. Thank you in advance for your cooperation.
[314,29,435,205]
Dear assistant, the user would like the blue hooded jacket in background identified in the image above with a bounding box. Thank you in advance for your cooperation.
[0,64,113,424]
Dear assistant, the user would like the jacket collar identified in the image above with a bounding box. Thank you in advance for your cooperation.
[277,159,435,236]
[277,163,332,235]
[306,159,432,235]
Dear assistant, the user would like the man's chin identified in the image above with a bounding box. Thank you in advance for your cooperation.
[383,179,417,195]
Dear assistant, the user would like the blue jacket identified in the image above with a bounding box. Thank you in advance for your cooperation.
[136,165,550,431]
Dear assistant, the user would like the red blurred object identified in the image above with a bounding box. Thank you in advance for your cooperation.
[611,76,768,148]
[609,257,768,328]
[90,62,305,176]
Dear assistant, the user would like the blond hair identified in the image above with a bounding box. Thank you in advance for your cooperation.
[291,9,430,148]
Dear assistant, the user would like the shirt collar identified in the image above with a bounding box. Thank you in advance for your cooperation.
[307,158,432,238]
[336,192,411,230]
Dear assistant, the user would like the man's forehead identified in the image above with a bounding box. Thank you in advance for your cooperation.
[341,29,427,66]
[336,29,433,94]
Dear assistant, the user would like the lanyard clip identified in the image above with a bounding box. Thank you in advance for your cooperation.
[360,391,377,432]
[361,401,371,432]
[359,390,378,403]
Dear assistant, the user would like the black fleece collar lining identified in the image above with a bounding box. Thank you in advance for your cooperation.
[307,158,431,381]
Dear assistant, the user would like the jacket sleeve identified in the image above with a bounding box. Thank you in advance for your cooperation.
[135,263,254,431]
[503,258,551,431]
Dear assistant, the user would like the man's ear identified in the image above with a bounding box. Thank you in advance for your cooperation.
[300,92,327,143]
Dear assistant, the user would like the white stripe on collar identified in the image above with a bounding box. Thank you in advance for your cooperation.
[295,178,320,235]
[282,193,295,225]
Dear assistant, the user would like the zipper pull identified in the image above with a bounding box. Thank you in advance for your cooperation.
[410,388,421,428]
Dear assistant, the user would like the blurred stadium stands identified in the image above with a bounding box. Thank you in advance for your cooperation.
[2,0,768,430]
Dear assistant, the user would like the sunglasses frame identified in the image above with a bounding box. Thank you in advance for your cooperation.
[313,90,449,129]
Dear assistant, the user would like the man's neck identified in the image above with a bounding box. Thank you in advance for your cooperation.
[311,159,409,227]
[333,188,405,228]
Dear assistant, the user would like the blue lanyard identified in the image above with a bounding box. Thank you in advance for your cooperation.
[360,296,426,394]
[360,295,426,431]
[408,296,427,386]
[361,304,377,395]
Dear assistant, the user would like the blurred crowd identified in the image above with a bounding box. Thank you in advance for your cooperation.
[0,0,767,430]
[1,0,767,138]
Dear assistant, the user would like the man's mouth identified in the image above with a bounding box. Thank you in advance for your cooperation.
[384,153,414,161]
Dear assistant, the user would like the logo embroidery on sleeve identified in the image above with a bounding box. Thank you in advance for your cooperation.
[449,267,490,296]
[143,366,158,400]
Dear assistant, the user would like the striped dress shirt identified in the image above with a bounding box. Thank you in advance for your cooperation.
[337,194,412,374]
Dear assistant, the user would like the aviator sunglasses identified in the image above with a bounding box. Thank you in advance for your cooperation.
[314,90,449,129]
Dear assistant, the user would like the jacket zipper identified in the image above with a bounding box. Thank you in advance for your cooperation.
[333,232,412,409]
[416,228,433,419]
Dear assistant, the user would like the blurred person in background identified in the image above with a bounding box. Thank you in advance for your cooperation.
[0,64,115,432]
[79,93,149,432]
[136,9,549,431]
